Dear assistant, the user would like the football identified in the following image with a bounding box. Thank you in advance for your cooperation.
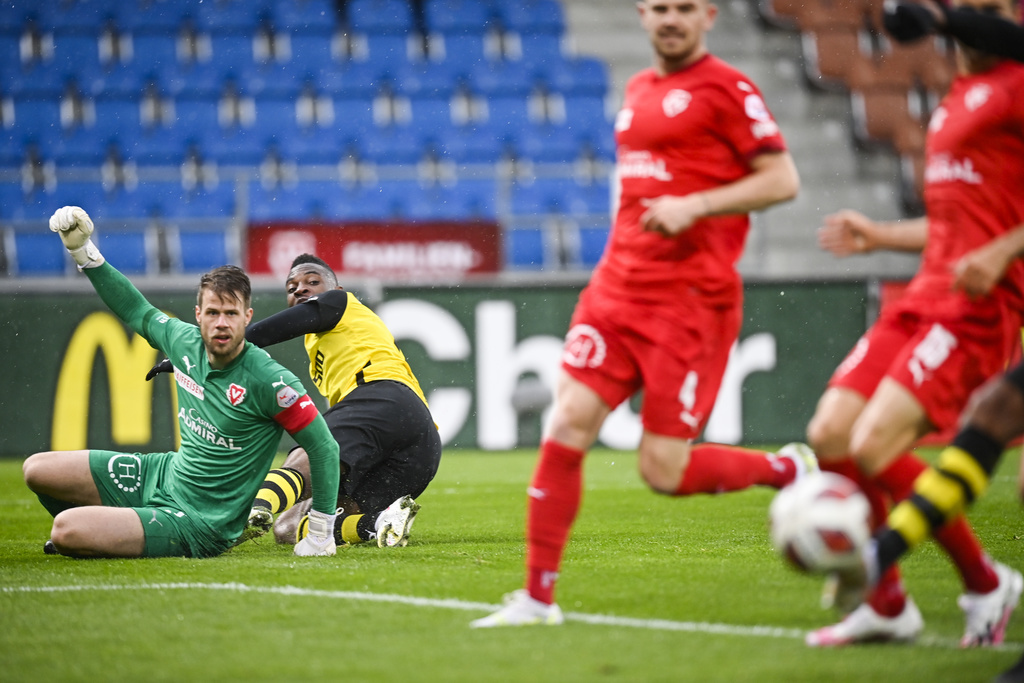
[768,471,872,573]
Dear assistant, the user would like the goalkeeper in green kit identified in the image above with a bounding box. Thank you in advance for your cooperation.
[23,206,341,559]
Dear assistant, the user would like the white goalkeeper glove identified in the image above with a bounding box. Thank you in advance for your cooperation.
[49,205,104,269]
[293,508,337,557]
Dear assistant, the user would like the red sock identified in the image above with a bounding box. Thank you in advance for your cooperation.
[525,440,586,604]
[675,444,793,495]
[821,458,907,616]
[874,454,998,594]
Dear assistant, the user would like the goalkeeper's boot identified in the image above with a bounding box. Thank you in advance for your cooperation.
[959,561,1023,648]
[235,507,274,545]
[806,598,923,647]
[470,590,564,628]
[776,442,819,482]
[374,495,421,548]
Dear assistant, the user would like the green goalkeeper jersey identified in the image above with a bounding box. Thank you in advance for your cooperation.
[84,263,340,545]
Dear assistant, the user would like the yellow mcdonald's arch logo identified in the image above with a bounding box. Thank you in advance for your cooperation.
[52,311,179,450]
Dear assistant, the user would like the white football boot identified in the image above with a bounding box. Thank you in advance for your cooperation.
[776,442,820,481]
[806,598,923,647]
[470,590,565,628]
[374,495,421,548]
[959,561,1024,647]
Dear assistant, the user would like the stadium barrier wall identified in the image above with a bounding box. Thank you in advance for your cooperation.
[0,280,869,457]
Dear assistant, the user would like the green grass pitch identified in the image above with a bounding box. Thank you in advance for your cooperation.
[2,448,1023,682]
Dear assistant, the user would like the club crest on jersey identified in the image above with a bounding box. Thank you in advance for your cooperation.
[563,324,607,369]
[662,89,691,118]
[276,383,300,408]
[965,84,992,112]
[227,383,247,406]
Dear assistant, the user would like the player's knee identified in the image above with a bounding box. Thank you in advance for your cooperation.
[50,511,85,554]
[637,448,681,495]
[806,414,847,461]
[22,452,51,491]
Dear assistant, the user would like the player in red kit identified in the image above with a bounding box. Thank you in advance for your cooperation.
[472,0,804,627]
[804,0,1024,648]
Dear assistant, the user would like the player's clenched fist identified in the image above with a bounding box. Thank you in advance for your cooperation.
[49,205,104,269]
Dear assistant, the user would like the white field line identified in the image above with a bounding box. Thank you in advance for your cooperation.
[1,582,1012,650]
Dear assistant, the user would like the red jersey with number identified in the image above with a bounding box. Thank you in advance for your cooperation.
[592,54,787,306]
[909,59,1024,318]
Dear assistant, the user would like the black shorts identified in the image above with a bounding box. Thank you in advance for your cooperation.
[322,380,442,513]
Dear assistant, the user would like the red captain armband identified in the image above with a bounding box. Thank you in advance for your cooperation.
[273,385,320,433]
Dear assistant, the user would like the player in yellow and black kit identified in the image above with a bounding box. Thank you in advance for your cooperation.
[150,254,441,549]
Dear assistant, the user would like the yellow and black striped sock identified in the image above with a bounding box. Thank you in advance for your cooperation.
[878,434,996,572]
[253,467,305,514]
[340,514,365,544]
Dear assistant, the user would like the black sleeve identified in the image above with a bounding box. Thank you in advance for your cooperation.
[245,289,348,348]
[944,7,1024,63]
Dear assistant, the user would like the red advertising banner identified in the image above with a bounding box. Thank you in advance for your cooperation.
[247,221,502,279]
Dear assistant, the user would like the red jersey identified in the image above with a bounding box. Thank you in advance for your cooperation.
[592,54,787,305]
[909,59,1024,318]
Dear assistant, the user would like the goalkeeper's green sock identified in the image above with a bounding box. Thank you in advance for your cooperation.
[253,467,305,514]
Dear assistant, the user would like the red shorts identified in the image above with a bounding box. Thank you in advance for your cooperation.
[561,284,742,439]
[830,298,1021,436]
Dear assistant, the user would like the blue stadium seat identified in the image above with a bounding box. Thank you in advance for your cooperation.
[11,98,63,142]
[46,180,107,214]
[429,31,489,67]
[176,229,236,272]
[364,34,416,70]
[13,231,69,276]
[115,0,191,34]
[278,125,350,165]
[330,97,376,136]
[0,4,37,32]
[281,32,337,75]
[51,33,103,83]
[516,33,566,70]
[248,179,346,221]
[194,0,269,34]
[2,59,71,98]
[504,225,546,270]
[512,177,606,217]
[433,124,508,164]
[482,94,531,136]
[541,56,609,97]
[254,97,300,136]
[423,0,495,34]
[128,34,182,82]
[316,59,388,98]
[347,0,414,35]
[0,183,23,215]
[495,0,565,35]
[50,126,112,166]
[579,226,610,267]
[362,127,426,165]
[404,177,499,221]
[513,125,584,164]
[172,97,221,137]
[41,0,119,33]
[394,61,463,98]
[320,182,400,220]
[408,95,453,135]
[469,60,536,97]
[138,182,236,219]
[562,93,611,131]
[271,0,340,33]
[131,123,192,165]
[200,126,269,166]
[95,229,153,275]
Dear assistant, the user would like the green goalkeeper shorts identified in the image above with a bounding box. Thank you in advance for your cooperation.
[88,450,228,559]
